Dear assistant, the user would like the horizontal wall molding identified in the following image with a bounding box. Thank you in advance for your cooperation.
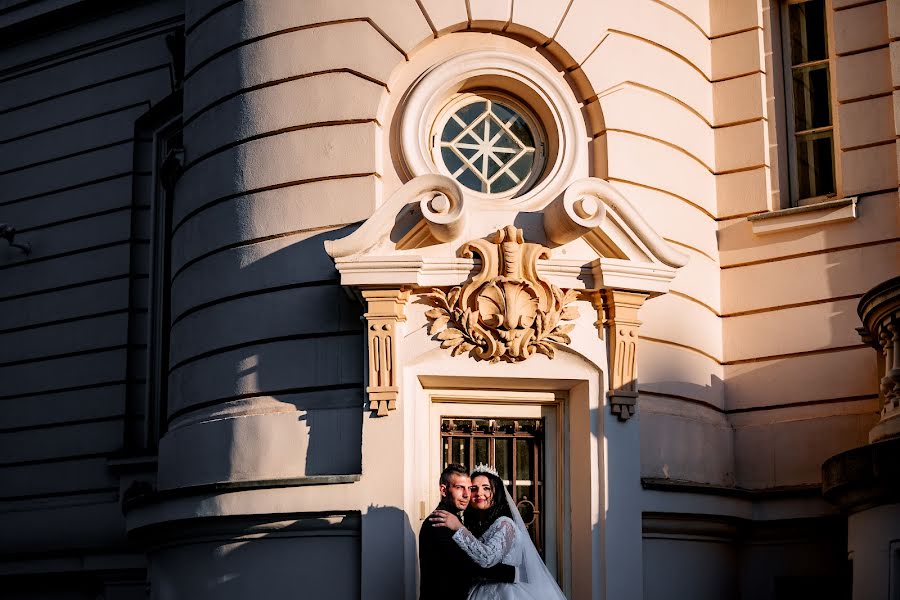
[721,237,900,270]
[722,343,867,366]
[170,223,352,285]
[181,119,378,175]
[725,393,879,415]
[606,176,716,220]
[185,18,405,84]
[183,68,387,129]
[643,336,722,364]
[130,475,361,511]
[0,273,130,304]
[0,170,141,208]
[171,278,338,328]
[639,389,726,414]
[721,294,864,318]
[166,383,364,424]
[0,379,127,402]
[642,478,822,499]
[0,14,182,79]
[0,307,130,336]
[171,172,376,236]
[0,64,169,116]
[0,101,148,144]
[168,329,361,374]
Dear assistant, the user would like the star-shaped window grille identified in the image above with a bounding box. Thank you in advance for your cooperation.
[439,100,537,194]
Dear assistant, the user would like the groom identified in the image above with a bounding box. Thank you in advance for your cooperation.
[419,464,516,599]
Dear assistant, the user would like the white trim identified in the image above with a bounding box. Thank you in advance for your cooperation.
[748,195,857,235]
[399,49,586,211]
[326,175,686,296]
[432,92,546,198]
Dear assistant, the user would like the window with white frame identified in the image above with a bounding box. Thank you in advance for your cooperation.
[431,92,546,199]
[782,0,837,204]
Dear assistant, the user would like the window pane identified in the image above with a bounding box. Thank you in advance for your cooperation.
[516,439,533,483]
[439,98,538,195]
[796,130,835,199]
[441,147,463,174]
[789,0,827,65]
[457,101,487,123]
[792,64,831,131]
[492,102,516,123]
[474,437,489,466]
[492,172,517,193]
[441,118,463,142]
[457,168,482,192]
[509,153,534,181]
[495,438,512,485]
[451,437,469,467]
[508,117,534,147]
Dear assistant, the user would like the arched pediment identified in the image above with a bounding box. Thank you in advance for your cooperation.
[324,175,688,420]
[325,175,687,296]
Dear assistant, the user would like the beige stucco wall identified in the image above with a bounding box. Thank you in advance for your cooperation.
[719,0,893,490]
[1,0,896,598]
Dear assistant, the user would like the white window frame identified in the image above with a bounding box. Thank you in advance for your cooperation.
[779,0,841,206]
[431,92,547,200]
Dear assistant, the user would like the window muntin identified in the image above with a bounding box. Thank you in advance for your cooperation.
[784,0,836,203]
[441,417,546,557]
[433,93,545,198]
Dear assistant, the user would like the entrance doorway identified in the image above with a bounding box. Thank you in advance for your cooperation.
[440,416,546,555]
[429,391,564,583]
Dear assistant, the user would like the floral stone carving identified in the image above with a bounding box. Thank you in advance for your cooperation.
[425,225,580,363]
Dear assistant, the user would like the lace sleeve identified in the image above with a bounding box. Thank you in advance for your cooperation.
[451,517,517,568]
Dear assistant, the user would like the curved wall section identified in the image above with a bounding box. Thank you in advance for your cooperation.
[155,2,728,595]
[158,1,415,492]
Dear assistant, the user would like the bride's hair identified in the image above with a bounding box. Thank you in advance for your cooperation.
[466,470,513,538]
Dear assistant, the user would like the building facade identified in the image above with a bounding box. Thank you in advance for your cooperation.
[1,0,898,598]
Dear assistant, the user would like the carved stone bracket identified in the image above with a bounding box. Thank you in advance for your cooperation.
[425,226,580,363]
[598,289,649,421]
[362,288,410,417]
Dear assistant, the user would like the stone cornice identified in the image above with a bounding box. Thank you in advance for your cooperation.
[326,175,685,296]
[857,275,900,343]
[822,436,900,512]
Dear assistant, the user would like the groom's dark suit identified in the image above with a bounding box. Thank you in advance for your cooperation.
[418,501,516,599]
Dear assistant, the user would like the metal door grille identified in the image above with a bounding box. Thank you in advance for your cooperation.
[441,417,545,555]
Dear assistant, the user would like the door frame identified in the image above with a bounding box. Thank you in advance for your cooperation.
[428,390,567,587]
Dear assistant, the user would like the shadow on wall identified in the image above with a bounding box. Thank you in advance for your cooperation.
[253,226,365,477]
[715,214,880,487]
[363,504,418,598]
[170,225,367,478]
[149,512,365,599]
[639,375,734,486]
[145,507,415,600]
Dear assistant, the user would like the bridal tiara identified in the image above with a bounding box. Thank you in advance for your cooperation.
[471,463,499,478]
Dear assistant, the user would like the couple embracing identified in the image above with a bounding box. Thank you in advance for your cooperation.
[418,463,566,600]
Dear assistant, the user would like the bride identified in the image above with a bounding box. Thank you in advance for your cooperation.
[430,465,566,599]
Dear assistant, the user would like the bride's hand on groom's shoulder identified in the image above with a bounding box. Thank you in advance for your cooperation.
[429,510,462,532]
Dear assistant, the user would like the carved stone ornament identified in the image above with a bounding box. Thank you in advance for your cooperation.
[425,225,580,363]
[597,289,649,421]
[363,289,410,416]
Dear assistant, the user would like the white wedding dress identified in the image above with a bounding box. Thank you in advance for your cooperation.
[451,490,566,600]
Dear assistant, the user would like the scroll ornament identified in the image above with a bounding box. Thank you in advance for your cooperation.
[425,225,580,363]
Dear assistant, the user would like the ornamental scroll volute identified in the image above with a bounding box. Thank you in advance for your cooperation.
[425,225,580,363]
